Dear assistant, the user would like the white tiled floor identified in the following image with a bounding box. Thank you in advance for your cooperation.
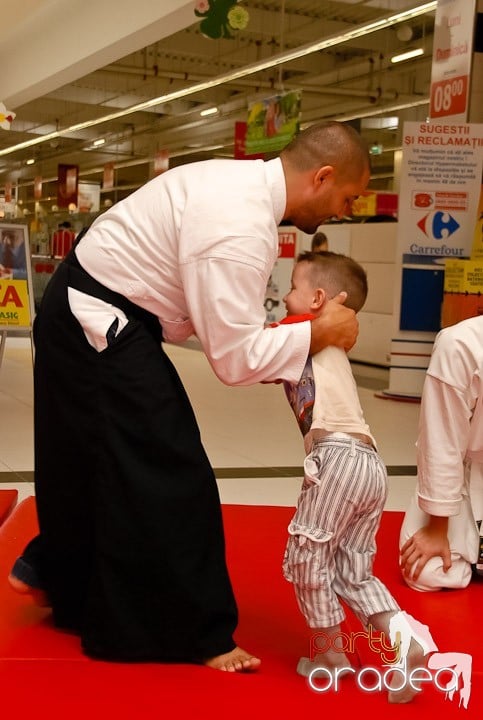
[0,335,419,512]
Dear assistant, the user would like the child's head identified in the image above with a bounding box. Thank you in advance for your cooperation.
[283,250,367,317]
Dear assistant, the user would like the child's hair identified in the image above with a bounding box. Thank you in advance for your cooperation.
[296,250,368,312]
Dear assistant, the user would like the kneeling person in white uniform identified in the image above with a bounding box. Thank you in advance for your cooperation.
[399,315,483,591]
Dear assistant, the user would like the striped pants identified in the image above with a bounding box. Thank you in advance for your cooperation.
[283,435,400,628]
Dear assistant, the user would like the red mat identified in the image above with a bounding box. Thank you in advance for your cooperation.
[0,489,17,525]
[0,498,481,718]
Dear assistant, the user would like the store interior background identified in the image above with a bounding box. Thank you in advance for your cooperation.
[2,0,455,366]
[3,19,483,707]
[1,0,454,509]
[1,0,440,217]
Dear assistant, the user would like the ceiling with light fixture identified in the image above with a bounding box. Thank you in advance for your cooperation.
[0,0,439,209]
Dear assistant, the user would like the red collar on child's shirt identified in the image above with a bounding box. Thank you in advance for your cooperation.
[277,313,316,325]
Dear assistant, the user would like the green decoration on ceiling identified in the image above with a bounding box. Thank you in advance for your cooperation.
[194,0,249,40]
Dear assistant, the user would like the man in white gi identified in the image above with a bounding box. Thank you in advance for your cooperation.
[9,121,370,671]
[400,315,483,591]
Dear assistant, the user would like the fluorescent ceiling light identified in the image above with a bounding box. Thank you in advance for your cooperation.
[26,158,35,165]
[0,1,437,159]
[200,107,218,117]
[362,116,399,130]
[92,138,106,146]
[321,97,429,126]
[391,48,424,63]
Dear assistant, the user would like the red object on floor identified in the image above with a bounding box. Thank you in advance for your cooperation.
[0,489,17,524]
[0,498,481,718]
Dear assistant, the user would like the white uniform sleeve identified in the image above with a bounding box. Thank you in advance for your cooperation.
[181,255,310,386]
[417,374,472,516]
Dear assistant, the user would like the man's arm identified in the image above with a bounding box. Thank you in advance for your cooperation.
[310,292,358,354]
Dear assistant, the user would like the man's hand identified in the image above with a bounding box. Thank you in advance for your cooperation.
[400,516,452,581]
[309,292,358,355]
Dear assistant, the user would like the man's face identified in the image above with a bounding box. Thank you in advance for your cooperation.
[283,262,316,316]
[289,166,370,234]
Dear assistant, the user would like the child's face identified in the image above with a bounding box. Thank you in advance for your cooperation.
[283,262,318,316]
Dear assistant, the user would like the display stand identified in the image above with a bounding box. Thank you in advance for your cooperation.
[0,223,35,374]
[0,330,8,371]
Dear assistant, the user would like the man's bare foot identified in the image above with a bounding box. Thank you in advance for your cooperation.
[204,646,261,672]
[7,573,50,607]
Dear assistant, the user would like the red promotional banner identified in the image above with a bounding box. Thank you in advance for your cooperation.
[154,150,169,176]
[430,75,469,119]
[34,176,42,200]
[429,0,475,122]
[57,164,78,208]
[103,163,114,190]
[277,231,296,258]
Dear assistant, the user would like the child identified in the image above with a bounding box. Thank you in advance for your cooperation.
[280,251,430,703]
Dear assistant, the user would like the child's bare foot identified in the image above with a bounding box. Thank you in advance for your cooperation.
[7,573,50,607]
[297,653,353,678]
[388,641,425,704]
[204,646,261,672]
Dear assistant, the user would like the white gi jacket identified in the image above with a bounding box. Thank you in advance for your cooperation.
[416,315,483,524]
[400,316,483,585]
[74,158,310,386]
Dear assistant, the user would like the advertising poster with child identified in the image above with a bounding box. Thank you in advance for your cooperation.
[0,224,33,329]
[246,90,301,154]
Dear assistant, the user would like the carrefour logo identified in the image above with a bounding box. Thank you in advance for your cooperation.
[417,211,460,240]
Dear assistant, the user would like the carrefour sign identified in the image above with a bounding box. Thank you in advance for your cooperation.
[398,122,483,262]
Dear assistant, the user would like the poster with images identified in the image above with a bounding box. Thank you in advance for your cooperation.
[0,223,34,329]
[246,90,301,154]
